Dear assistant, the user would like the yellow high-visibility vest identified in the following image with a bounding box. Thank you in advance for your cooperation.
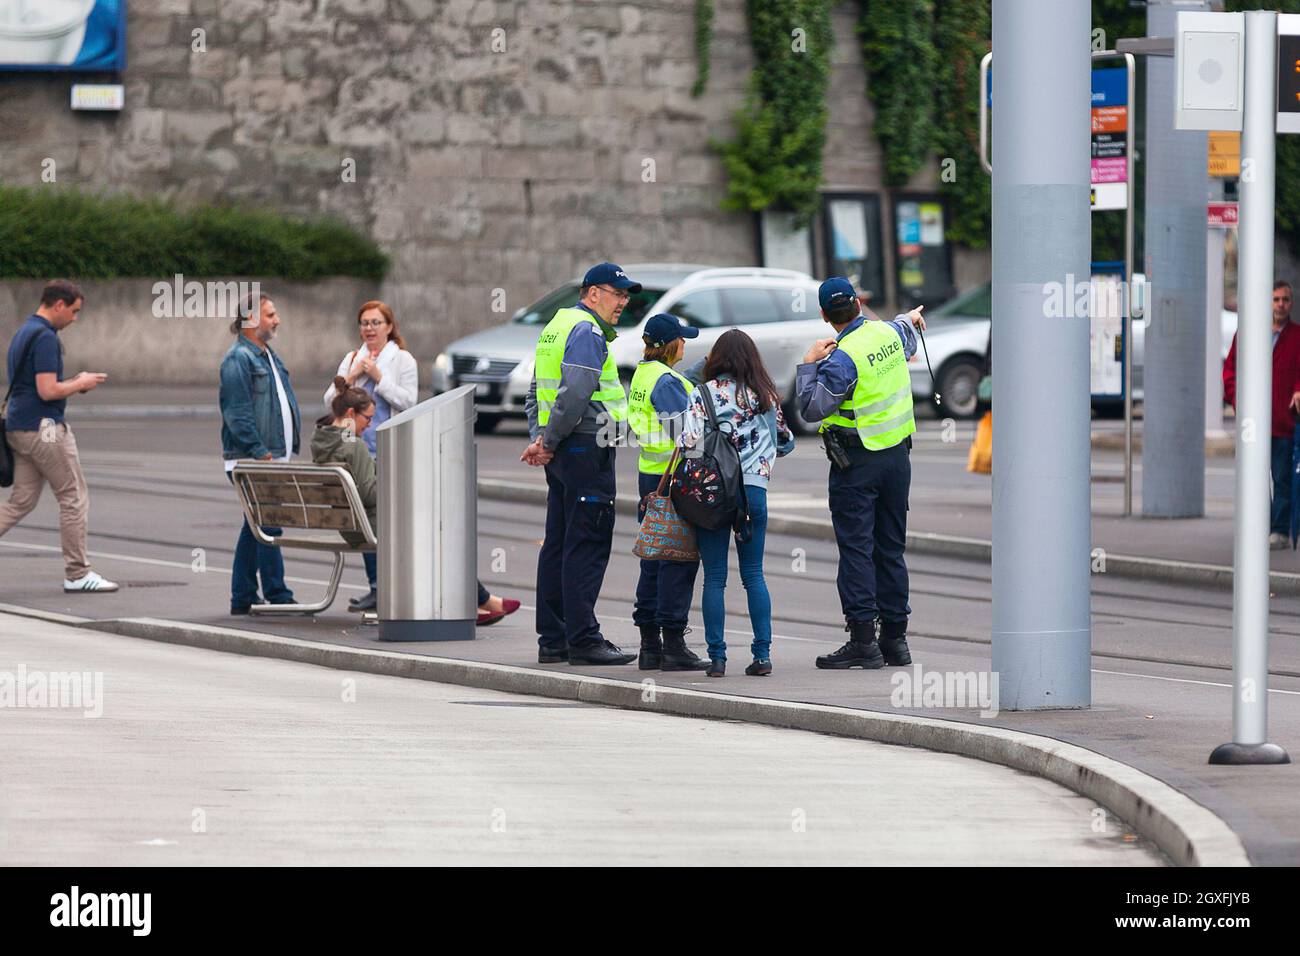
[820,320,916,450]
[628,360,695,475]
[534,308,627,426]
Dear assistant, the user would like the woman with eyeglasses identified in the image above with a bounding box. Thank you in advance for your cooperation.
[323,301,518,624]
[324,301,418,613]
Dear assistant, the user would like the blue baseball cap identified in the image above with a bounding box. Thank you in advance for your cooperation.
[818,276,859,310]
[582,262,642,293]
[643,313,700,347]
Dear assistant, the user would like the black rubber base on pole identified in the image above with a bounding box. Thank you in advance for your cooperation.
[1208,742,1291,765]
[377,619,475,642]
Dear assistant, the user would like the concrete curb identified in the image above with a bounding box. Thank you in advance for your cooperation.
[0,602,1246,868]
[1091,432,1236,458]
[477,477,1300,596]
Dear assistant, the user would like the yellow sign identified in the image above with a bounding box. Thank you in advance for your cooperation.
[1208,131,1240,177]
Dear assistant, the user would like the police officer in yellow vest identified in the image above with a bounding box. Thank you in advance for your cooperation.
[795,277,927,670]
[522,263,638,666]
[628,313,709,671]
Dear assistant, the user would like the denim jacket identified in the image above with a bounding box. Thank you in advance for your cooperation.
[219,335,301,461]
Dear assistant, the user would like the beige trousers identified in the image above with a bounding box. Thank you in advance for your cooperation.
[0,422,91,580]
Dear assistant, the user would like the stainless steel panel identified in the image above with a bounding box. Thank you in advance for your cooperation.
[376,386,477,627]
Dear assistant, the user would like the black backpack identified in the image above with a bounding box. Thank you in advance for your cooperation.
[671,383,749,535]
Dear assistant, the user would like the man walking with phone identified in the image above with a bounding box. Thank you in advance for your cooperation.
[0,280,118,592]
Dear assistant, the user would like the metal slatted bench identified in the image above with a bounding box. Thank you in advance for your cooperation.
[231,461,376,615]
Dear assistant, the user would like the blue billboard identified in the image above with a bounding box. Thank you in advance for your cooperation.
[0,0,126,73]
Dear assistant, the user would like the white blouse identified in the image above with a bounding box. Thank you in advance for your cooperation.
[323,339,418,412]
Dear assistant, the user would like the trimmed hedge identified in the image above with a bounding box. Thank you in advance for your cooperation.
[0,186,389,281]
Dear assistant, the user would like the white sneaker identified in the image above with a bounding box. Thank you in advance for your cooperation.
[63,571,119,593]
[1270,533,1289,551]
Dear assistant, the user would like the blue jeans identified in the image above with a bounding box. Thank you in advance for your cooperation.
[232,518,293,609]
[1271,436,1294,536]
[228,473,292,610]
[696,486,771,663]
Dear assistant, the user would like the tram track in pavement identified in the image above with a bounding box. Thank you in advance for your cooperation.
[6,508,1300,678]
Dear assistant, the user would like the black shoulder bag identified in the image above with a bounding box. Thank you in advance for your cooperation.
[670,383,751,539]
[0,335,38,488]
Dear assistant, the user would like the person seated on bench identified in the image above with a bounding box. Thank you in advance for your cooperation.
[311,377,520,625]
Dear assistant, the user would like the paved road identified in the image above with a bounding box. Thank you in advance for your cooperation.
[0,416,1297,862]
[0,613,1161,865]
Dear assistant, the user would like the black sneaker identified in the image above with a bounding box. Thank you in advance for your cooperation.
[815,621,884,670]
[538,645,568,664]
[569,640,636,666]
[744,659,772,677]
[705,658,726,678]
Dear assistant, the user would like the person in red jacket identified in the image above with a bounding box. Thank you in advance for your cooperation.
[1223,279,1300,548]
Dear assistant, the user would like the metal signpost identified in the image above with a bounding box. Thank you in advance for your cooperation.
[1173,9,1289,764]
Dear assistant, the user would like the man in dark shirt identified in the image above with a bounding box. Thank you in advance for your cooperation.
[0,280,117,592]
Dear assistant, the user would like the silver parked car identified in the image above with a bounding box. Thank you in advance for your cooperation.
[431,264,832,433]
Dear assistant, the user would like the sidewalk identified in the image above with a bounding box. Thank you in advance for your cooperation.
[0,612,1166,866]
[69,387,1288,586]
[0,425,1290,864]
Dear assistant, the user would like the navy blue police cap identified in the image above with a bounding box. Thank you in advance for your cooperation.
[643,313,700,347]
[818,276,858,310]
[583,262,642,293]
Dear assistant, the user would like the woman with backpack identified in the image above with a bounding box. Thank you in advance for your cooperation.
[627,314,710,671]
[680,329,795,677]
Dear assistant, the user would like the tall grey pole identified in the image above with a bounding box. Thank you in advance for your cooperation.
[990,0,1091,710]
[1211,10,1290,764]
[1143,0,1209,519]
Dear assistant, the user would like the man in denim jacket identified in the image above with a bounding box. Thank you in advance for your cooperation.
[219,292,301,614]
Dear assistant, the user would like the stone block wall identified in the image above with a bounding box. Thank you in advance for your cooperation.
[0,1,990,378]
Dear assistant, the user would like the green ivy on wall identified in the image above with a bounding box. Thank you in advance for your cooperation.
[931,0,991,249]
[715,0,834,224]
[692,0,715,98]
[858,0,938,187]
[713,0,1180,255]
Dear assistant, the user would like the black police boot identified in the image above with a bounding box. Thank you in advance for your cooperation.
[569,639,637,666]
[879,618,913,666]
[815,620,884,670]
[638,625,662,670]
[661,626,709,671]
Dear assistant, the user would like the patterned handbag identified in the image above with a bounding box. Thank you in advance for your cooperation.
[632,449,699,562]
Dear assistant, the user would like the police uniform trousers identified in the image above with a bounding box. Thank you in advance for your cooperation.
[827,434,912,624]
[536,434,617,652]
[632,471,700,631]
